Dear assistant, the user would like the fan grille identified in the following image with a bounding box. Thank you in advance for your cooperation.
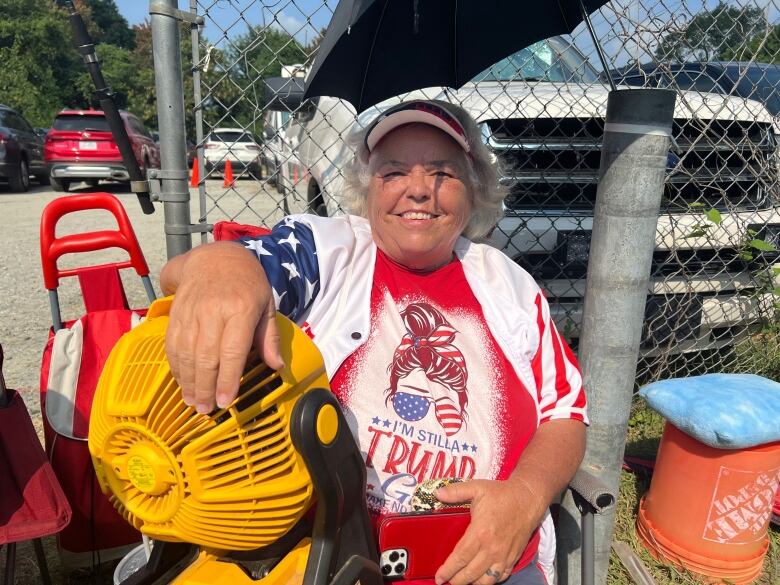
[89,302,322,550]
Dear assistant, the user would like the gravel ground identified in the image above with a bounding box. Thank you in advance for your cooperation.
[1,176,285,584]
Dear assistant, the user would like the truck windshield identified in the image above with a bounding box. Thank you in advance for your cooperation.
[472,37,600,84]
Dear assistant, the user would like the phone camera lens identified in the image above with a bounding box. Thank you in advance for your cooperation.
[395,563,406,575]
[381,564,391,575]
[389,551,399,562]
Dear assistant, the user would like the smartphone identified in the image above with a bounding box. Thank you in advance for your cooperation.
[377,508,471,581]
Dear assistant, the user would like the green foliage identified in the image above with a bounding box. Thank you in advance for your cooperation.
[73,43,135,109]
[0,0,83,126]
[749,238,777,252]
[3,2,316,139]
[721,23,780,62]
[82,0,135,49]
[207,26,310,133]
[704,208,722,225]
[734,328,780,382]
[125,23,158,130]
[656,1,766,62]
[232,27,309,80]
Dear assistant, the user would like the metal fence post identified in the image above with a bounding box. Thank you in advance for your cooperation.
[557,89,676,585]
[150,0,193,259]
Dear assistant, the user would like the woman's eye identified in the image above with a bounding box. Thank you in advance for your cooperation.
[434,170,454,178]
[383,171,403,179]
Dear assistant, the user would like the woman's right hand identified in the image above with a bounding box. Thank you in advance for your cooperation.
[160,241,284,414]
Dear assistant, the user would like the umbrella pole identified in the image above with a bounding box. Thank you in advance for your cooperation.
[579,0,616,91]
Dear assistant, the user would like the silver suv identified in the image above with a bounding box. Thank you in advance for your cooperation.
[203,128,263,178]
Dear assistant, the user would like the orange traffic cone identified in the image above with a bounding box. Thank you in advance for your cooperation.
[223,160,235,188]
[190,159,199,187]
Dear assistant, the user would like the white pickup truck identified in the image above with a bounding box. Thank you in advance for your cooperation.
[263,37,780,372]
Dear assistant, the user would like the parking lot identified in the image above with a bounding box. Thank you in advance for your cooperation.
[0,177,285,425]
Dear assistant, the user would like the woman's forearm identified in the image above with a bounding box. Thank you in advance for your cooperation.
[160,241,251,295]
[508,419,587,519]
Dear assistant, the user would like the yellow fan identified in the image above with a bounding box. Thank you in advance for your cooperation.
[88,297,381,585]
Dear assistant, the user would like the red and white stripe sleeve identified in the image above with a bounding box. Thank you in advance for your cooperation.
[530,291,588,424]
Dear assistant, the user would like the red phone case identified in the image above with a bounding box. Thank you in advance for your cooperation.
[377,508,471,581]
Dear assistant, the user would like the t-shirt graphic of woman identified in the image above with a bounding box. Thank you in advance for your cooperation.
[386,302,468,437]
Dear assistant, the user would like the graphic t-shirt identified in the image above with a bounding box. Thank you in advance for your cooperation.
[330,249,540,518]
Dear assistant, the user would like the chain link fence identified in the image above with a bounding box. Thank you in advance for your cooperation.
[183,0,780,386]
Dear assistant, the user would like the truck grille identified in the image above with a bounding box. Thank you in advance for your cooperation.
[489,117,776,212]
[517,246,755,281]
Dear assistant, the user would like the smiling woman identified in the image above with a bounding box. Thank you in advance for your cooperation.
[160,99,588,585]
[365,124,472,272]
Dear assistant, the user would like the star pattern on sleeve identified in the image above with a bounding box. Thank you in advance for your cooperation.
[278,232,300,252]
[282,262,300,280]
[245,238,272,256]
[239,219,321,322]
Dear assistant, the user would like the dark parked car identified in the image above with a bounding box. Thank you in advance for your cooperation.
[610,61,780,115]
[44,109,160,192]
[0,104,46,192]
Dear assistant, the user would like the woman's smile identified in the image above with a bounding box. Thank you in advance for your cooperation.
[366,123,472,271]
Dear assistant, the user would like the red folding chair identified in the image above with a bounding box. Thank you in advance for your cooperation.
[39,193,156,568]
[0,344,71,585]
[212,219,271,241]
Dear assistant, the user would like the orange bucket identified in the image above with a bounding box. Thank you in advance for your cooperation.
[636,422,780,584]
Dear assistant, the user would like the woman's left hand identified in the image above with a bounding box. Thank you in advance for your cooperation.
[433,478,541,585]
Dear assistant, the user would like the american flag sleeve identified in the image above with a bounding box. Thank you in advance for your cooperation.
[530,291,588,424]
[239,218,320,323]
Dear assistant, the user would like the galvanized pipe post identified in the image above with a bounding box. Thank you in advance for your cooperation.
[189,0,209,244]
[556,89,676,585]
[150,0,193,258]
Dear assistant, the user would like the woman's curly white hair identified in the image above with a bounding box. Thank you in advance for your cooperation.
[340,100,505,241]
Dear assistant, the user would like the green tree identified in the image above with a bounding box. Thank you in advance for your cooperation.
[127,21,199,137]
[126,23,158,130]
[720,24,780,63]
[0,0,83,126]
[655,2,766,62]
[306,26,328,59]
[73,43,135,109]
[82,0,135,49]
[206,26,308,132]
[232,27,309,79]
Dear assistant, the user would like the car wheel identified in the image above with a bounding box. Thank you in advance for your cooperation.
[49,176,70,192]
[312,201,328,217]
[308,184,328,217]
[271,159,281,188]
[9,159,29,192]
[276,167,286,196]
[251,162,262,180]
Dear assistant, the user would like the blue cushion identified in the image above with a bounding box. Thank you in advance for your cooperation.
[638,374,780,449]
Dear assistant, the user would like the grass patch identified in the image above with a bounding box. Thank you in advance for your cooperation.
[609,398,780,584]
[733,328,780,382]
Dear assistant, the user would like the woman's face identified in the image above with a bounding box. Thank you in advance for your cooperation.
[366,124,472,271]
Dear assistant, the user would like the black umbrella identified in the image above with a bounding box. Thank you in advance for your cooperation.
[304,0,614,112]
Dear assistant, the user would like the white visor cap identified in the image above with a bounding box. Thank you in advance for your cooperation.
[364,102,471,155]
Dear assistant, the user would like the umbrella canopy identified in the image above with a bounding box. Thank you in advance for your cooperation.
[304,0,612,111]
